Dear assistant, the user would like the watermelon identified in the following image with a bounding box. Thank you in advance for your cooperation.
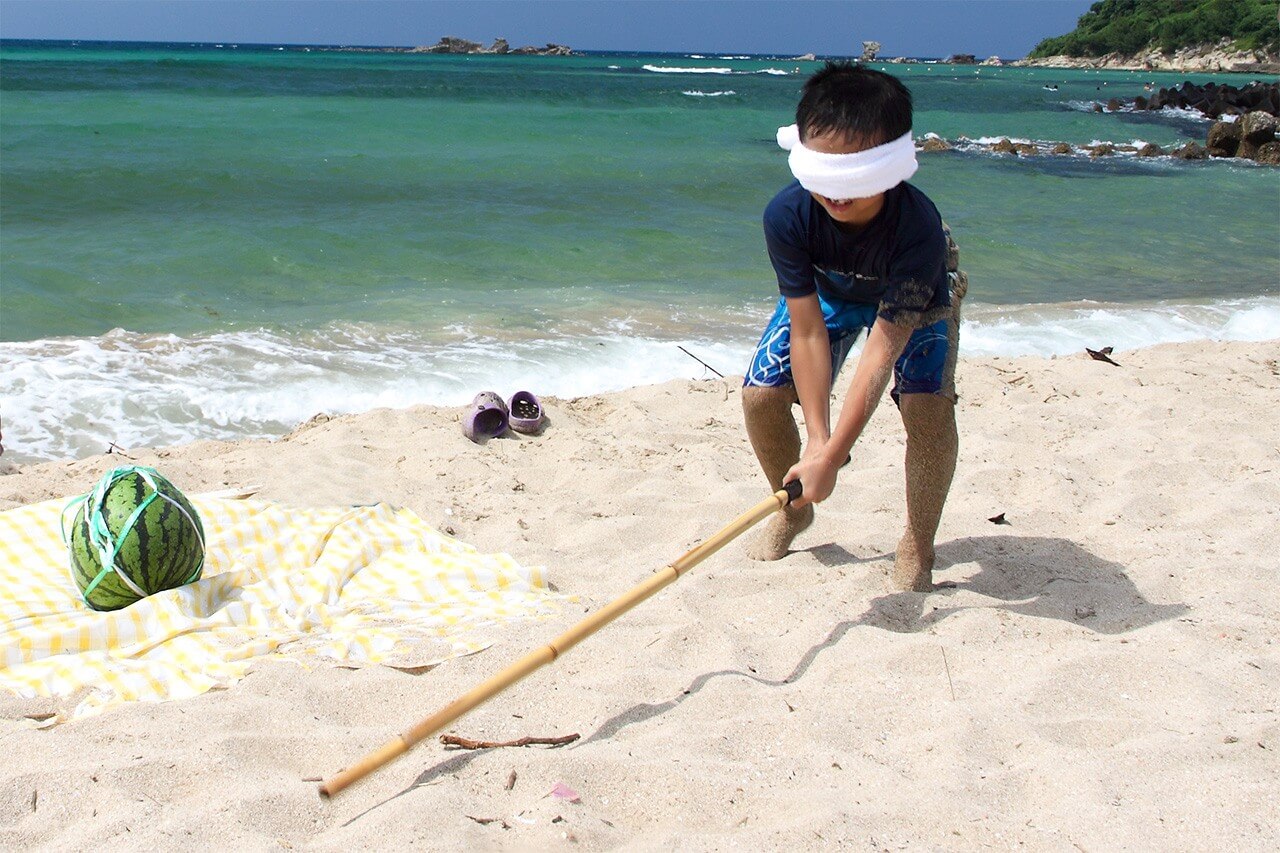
[67,466,205,611]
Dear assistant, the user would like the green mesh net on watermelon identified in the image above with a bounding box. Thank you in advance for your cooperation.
[63,466,206,611]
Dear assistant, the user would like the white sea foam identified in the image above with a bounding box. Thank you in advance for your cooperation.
[1153,105,1211,121]
[3,297,1276,463]
[960,297,1280,357]
[965,135,1036,146]
[681,90,737,97]
[642,64,733,74]
[947,135,1178,160]
[1065,99,1216,123]
[0,327,752,464]
[642,64,790,77]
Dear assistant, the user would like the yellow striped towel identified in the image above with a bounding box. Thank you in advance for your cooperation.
[0,497,559,724]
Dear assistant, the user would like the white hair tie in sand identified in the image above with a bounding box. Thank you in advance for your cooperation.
[776,124,918,199]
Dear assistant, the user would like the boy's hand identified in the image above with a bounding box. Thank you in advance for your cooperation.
[784,450,840,508]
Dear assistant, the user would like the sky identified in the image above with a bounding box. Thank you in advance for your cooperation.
[0,0,1097,58]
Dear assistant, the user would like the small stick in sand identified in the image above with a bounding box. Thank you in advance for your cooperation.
[440,733,579,750]
[677,345,725,379]
[466,815,509,828]
[941,647,956,701]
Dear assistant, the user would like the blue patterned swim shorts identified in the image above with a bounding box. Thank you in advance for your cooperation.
[743,289,960,404]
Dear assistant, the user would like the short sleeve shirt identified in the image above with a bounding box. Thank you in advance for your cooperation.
[763,180,951,329]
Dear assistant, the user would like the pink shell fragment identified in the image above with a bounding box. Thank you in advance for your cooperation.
[550,782,581,802]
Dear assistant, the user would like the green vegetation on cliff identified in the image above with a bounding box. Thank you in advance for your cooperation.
[1029,0,1278,57]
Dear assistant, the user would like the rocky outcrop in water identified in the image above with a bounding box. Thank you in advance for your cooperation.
[1204,112,1280,161]
[512,43,573,56]
[1239,111,1279,158]
[914,134,1277,166]
[1206,120,1244,157]
[1095,80,1280,166]
[410,37,573,56]
[1132,81,1280,120]
[861,41,881,62]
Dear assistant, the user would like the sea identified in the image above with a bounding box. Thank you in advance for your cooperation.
[2,40,1278,464]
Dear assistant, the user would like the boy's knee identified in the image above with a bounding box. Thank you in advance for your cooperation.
[742,384,798,419]
[899,393,956,437]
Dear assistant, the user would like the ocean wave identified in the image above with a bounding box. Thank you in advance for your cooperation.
[642,64,791,76]
[960,297,1280,357]
[0,326,752,464]
[947,135,1171,161]
[1064,99,1213,123]
[2,297,1275,463]
[961,135,1037,146]
[642,64,734,74]
[681,90,737,97]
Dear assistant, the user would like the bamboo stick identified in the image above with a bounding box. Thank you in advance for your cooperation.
[318,481,801,797]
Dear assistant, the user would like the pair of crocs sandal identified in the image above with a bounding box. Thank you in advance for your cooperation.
[462,391,544,442]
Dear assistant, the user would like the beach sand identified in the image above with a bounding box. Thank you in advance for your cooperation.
[2,339,1277,850]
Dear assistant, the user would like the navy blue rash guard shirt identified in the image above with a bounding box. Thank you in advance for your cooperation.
[763,180,951,329]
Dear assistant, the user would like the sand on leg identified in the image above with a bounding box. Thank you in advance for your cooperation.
[893,392,958,591]
[742,384,814,560]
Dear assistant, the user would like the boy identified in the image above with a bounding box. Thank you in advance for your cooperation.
[742,62,966,592]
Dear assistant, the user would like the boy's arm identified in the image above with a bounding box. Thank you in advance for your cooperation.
[786,315,913,507]
[787,293,834,448]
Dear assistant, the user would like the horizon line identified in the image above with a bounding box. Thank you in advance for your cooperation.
[0,37,1011,61]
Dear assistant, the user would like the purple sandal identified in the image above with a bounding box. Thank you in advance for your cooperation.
[462,391,509,442]
[507,391,545,434]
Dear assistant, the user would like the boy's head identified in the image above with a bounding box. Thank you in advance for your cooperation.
[784,62,916,225]
[796,61,913,149]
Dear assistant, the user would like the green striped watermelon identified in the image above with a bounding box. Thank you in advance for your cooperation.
[68,467,205,611]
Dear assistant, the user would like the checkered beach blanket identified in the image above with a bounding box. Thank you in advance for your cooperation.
[0,496,558,724]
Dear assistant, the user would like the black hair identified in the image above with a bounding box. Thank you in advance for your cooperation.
[795,61,913,146]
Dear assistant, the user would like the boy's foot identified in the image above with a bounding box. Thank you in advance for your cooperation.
[747,504,814,561]
[892,535,935,592]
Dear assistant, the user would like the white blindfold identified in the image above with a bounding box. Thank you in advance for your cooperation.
[777,124,918,199]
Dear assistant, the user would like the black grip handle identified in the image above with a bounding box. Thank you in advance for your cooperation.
[783,480,803,504]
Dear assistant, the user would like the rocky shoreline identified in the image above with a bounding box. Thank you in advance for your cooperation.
[1008,39,1279,75]
[857,37,1276,74]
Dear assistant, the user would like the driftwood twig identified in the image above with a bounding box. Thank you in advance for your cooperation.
[440,733,579,750]
[466,815,510,828]
[677,345,725,378]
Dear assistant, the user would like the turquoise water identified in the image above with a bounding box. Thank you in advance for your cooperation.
[1,41,1278,461]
